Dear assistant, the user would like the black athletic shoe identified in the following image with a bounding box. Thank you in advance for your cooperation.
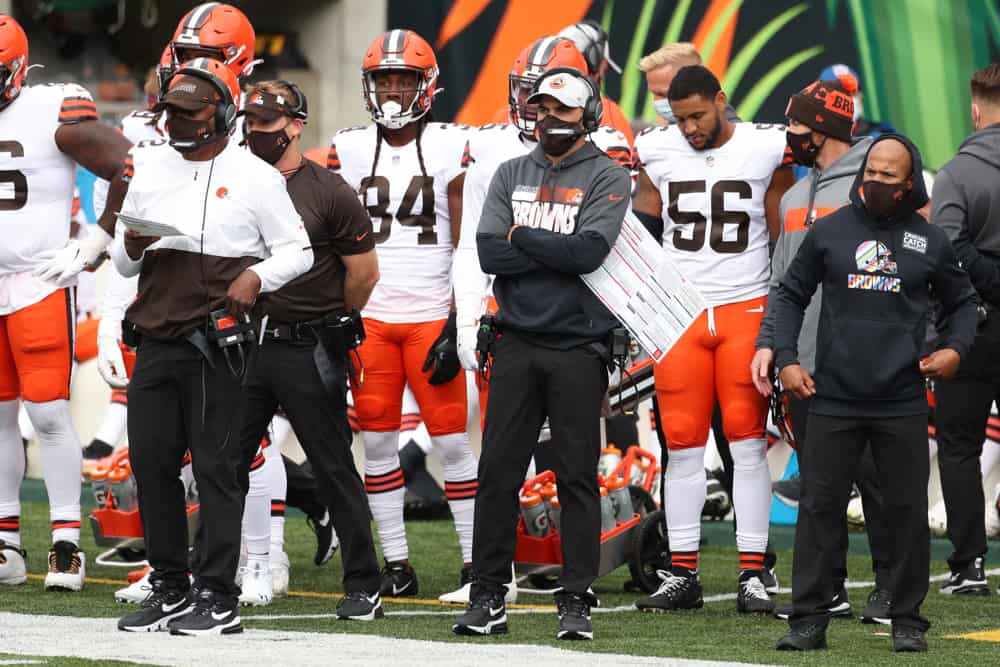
[892,626,928,652]
[761,550,779,594]
[776,624,828,651]
[635,570,703,612]
[860,588,892,625]
[773,585,851,620]
[307,509,337,566]
[167,588,242,636]
[555,590,595,640]
[82,438,114,460]
[737,570,775,614]
[939,557,990,595]
[453,588,508,636]
[117,583,192,632]
[336,591,383,621]
[772,476,801,507]
[379,560,419,598]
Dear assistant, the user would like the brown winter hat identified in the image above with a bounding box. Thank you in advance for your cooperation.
[784,79,855,142]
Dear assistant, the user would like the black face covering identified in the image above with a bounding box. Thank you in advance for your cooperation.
[166,114,215,153]
[536,115,583,156]
[246,125,292,165]
[786,129,823,167]
[862,180,909,220]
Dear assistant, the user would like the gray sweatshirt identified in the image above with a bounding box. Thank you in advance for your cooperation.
[756,136,873,372]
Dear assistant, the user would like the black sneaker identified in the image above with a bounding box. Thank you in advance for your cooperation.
[774,586,851,620]
[117,583,192,632]
[379,560,419,598]
[82,438,114,460]
[776,623,828,651]
[761,550,779,594]
[772,476,801,507]
[336,591,383,621]
[307,509,338,566]
[939,557,989,595]
[453,588,508,636]
[167,588,242,636]
[860,588,891,625]
[555,590,595,640]
[635,570,703,612]
[892,625,928,652]
[737,570,775,614]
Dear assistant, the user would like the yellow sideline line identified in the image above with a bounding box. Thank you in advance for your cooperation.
[944,629,1000,643]
[24,573,554,611]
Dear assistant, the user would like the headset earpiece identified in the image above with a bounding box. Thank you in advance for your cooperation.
[275,79,308,121]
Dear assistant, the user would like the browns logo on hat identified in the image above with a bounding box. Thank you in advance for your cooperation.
[242,89,294,121]
[784,79,855,142]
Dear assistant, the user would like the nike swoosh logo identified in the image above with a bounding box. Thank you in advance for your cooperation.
[746,306,765,313]
[392,580,412,595]
[161,599,188,613]
[211,610,233,621]
[608,195,624,201]
[489,606,504,617]
[356,231,369,241]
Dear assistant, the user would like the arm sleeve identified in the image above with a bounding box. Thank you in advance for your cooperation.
[476,165,545,275]
[247,171,315,293]
[326,181,375,256]
[509,166,629,274]
[58,84,98,125]
[773,228,824,369]
[454,162,492,328]
[930,230,979,359]
[109,177,144,277]
[932,169,1000,305]
[97,269,138,340]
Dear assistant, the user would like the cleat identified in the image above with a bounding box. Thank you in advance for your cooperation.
[0,540,27,585]
[453,588,507,636]
[379,560,418,598]
[270,550,290,598]
[44,541,84,592]
[737,570,775,614]
[635,570,703,612]
[237,560,273,607]
[336,591,383,621]
[772,476,800,508]
[118,583,192,632]
[115,568,153,603]
[168,588,242,636]
[555,590,594,640]
[307,509,338,566]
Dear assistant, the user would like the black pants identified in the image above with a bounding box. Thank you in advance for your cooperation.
[934,311,999,571]
[284,456,327,522]
[788,396,892,589]
[472,332,608,594]
[238,336,379,595]
[791,413,930,632]
[128,339,246,601]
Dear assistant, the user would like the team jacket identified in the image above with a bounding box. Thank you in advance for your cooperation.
[756,136,873,372]
[110,140,313,339]
[477,141,630,348]
[773,134,977,418]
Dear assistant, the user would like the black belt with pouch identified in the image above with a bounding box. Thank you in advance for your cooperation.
[262,310,365,394]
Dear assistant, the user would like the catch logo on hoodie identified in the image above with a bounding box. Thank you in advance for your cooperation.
[510,184,584,234]
[848,240,900,292]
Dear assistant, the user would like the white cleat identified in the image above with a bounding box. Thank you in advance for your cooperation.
[438,565,517,604]
[0,540,27,585]
[44,541,85,592]
[237,560,273,607]
[115,570,153,603]
[271,550,290,598]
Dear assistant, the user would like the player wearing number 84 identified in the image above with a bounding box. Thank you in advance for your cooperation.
[631,65,794,614]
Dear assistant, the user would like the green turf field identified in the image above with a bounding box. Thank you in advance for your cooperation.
[3,491,1000,666]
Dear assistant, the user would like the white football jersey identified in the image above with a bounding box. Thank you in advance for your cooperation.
[636,122,786,306]
[330,122,470,323]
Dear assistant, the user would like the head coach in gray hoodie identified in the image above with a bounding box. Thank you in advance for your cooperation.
[929,62,1000,597]
[453,68,630,641]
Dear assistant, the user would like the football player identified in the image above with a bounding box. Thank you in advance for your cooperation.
[0,15,131,592]
[630,65,793,614]
[327,29,476,600]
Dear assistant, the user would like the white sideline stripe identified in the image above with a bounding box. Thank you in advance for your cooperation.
[0,612,772,667]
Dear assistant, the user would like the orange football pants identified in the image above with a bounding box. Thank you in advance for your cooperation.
[0,289,75,402]
[351,318,467,436]
[654,295,768,450]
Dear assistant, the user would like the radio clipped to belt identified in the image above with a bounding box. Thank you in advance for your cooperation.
[206,308,256,380]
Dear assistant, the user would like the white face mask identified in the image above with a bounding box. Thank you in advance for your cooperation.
[653,98,675,124]
[379,100,405,130]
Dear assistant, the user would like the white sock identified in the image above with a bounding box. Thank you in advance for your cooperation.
[92,401,127,448]
[363,429,408,562]
[981,438,1000,478]
[433,431,477,563]
[0,401,23,546]
[261,441,287,554]
[269,414,292,449]
[243,468,271,562]
[665,446,705,553]
[25,400,81,545]
[730,438,771,554]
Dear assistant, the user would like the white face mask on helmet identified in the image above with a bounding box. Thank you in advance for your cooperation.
[362,68,438,130]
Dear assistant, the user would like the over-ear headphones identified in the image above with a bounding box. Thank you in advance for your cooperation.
[532,66,603,133]
[159,61,238,137]
[275,79,308,121]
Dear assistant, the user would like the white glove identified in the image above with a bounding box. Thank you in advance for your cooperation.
[457,324,479,371]
[97,334,129,389]
[34,225,113,283]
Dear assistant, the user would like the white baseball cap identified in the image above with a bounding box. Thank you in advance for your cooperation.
[526,72,591,109]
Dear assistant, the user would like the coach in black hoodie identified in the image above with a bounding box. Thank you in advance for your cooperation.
[772,134,977,653]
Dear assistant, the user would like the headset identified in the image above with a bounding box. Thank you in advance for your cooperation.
[531,66,603,133]
[274,79,309,121]
[158,60,238,144]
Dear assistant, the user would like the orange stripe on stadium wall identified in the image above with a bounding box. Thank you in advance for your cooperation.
[436,0,493,50]
[453,0,591,126]
[692,0,739,82]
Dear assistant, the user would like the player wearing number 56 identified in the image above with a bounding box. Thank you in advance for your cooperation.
[630,65,794,614]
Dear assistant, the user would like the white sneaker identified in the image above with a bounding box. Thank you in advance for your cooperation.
[0,540,27,585]
[237,560,273,607]
[115,569,153,603]
[44,541,85,592]
[270,550,290,598]
[928,499,948,538]
[438,565,517,604]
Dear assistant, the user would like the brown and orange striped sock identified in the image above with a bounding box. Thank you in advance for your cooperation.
[671,550,698,575]
[739,551,766,573]
[0,515,20,546]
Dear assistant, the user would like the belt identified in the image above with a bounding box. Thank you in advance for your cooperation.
[261,320,318,342]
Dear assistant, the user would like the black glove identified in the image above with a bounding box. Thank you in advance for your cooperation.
[422,312,460,386]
